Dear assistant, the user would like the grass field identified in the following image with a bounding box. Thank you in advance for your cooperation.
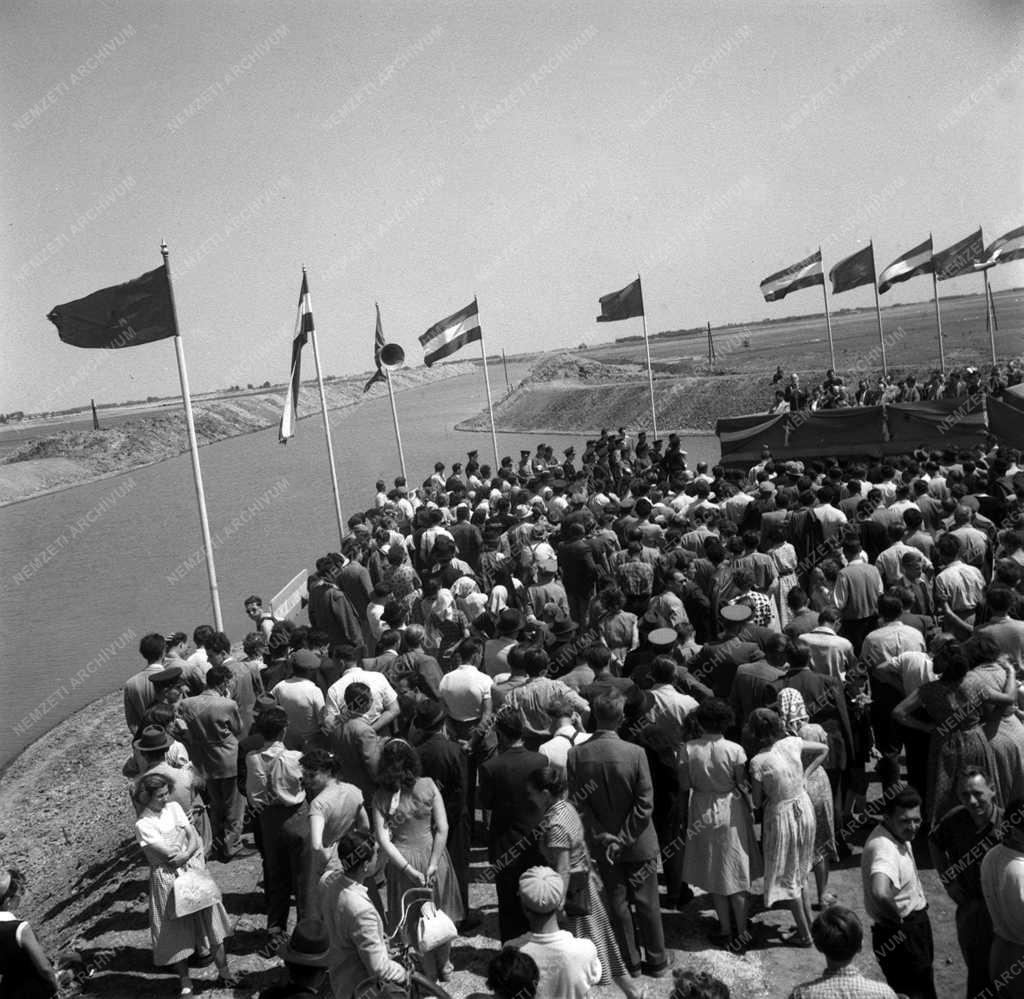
[578,288,1024,380]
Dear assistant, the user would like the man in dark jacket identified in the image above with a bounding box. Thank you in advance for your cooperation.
[567,691,668,978]
[478,712,546,943]
[308,556,365,655]
[557,522,601,625]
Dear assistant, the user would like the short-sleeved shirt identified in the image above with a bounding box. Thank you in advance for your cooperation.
[438,664,493,722]
[310,780,365,851]
[507,929,602,999]
[861,824,927,922]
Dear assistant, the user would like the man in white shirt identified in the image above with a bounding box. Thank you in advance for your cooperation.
[860,594,926,670]
[861,786,935,999]
[813,486,848,540]
[322,645,399,735]
[271,650,326,750]
[798,608,856,680]
[934,535,986,624]
[875,523,933,589]
[510,866,603,999]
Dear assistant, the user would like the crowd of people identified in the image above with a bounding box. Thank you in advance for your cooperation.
[768,360,1024,413]
[5,430,1024,999]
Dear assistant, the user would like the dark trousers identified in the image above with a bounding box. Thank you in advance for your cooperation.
[258,802,308,932]
[597,856,667,972]
[872,909,937,999]
[842,616,876,657]
[956,898,994,999]
[869,683,904,792]
[446,718,495,835]
[206,776,245,858]
[903,727,930,802]
[447,808,470,916]
[494,851,540,943]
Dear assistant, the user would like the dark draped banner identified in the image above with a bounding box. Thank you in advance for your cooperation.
[716,397,989,464]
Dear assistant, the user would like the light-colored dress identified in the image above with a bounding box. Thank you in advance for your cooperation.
[798,722,837,863]
[680,734,762,894]
[769,542,799,628]
[372,776,464,936]
[750,736,816,905]
[537,799,626,984]
[134,801,231,966]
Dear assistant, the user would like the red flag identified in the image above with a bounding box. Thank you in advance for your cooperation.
[829,245,875,294]
[934,228,984,280]
[596,277,644,321]
[47,265,176,349]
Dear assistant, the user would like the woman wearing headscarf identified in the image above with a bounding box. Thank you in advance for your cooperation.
[133,773,235,994]
[776,688,838,910]
[0,868,59,998]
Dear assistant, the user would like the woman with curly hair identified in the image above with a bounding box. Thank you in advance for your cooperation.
[893,636,1007,824]
[371,738,463,982]
[747,708,827,947]
[679,698,761,950]
[594,586,638,668]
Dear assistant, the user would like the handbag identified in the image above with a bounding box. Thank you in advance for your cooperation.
[564,868,591,917]
[416,899,457,954]
[172,867,222,917]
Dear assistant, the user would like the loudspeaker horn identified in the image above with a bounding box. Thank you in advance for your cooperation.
[380,343,405,370]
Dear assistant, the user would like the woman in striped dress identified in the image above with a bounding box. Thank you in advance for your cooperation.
[524,766,645,999]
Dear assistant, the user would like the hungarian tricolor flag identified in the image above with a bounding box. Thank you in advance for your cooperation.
[596,276,644,321]
[279,271,314,443]
[363,303,387,392]
[760,250,824,302]
[877,237,933,295]
[829,244,875,295]
[934,228,984,280]
[419,299,481,367]
[982,224,1024,266]
[47,265,177,349]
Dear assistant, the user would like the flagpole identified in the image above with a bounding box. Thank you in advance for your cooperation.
[475,297,500,468]
[870,241,888,377]
[384,369,407,481]
[820,247,836,371]
[930,239,945,375]
[161,241,223,631]
[982,266,997,363]
[639,273,659,440]
[305,269,346,546]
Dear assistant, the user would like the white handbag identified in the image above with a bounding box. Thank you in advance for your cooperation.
[416,899,457,954]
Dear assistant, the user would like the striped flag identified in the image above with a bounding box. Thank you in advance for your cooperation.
[759,250,824,301]
[279,271,314,443]
[362,303,387,392]
[934,228,984,280]
[419,299,481,367]
[981,224,1024,266]
[877,236,933,294]
[829,244,875,294]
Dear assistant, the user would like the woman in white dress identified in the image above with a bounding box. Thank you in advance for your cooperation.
[134,774,234,995]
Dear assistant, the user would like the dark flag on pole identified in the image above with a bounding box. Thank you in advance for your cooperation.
[363,303,387,392]
[596,276,644,321]
[279,271,314,443]
[46,265,177,348]
[934,228,985,280]
[829,244,876,294]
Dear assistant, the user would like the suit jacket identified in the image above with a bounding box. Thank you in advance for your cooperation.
[336,716,381,803]
[310,582,364,652]
[769,668,854,767]
[566,730,658,862]
[479,746,546,863]
[414,731,467,820]
[179,690,242,778]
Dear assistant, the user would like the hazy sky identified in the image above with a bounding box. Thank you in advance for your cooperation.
[3,0,1022,412]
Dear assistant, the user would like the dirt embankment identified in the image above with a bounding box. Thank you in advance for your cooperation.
[0,363,475,506]
[457,353,766,434]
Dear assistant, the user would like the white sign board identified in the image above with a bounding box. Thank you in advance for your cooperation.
[272,569,309,625]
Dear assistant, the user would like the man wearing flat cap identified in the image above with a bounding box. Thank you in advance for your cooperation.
[510,866,602,998]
